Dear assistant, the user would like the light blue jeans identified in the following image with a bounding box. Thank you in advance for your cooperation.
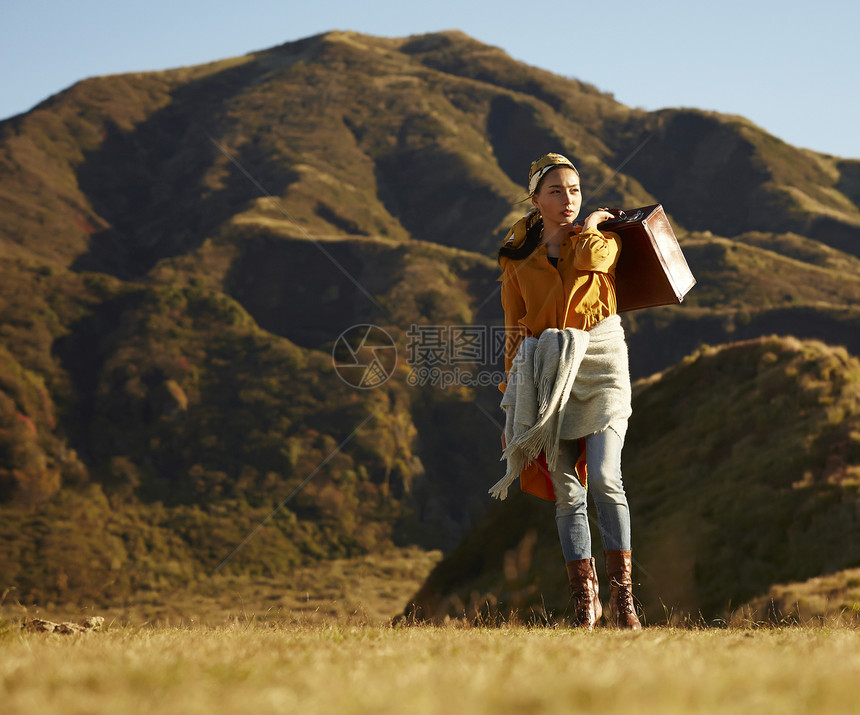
[550,426,631,562]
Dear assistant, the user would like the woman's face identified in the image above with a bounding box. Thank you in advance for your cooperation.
[531,166,581,227]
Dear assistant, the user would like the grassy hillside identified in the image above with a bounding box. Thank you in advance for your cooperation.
[403,336,860,624]
[0,248,506,604]
[736,566,860,624]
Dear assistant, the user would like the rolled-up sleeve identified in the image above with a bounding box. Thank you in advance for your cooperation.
[573,228,619,273]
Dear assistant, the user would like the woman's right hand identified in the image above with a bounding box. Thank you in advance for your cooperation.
[582,209,616,231]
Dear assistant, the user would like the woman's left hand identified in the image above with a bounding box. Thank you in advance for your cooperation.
[582,209,616,231]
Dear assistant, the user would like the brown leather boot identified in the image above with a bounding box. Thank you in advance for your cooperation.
[604,549,642,629]
[565,557,602,630]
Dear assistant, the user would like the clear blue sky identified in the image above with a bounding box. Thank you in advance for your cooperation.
[2,0,857,159]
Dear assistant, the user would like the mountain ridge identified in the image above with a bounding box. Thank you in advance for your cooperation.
[4,30,859,275]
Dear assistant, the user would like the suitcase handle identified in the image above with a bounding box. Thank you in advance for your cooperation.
[597,208,647,229]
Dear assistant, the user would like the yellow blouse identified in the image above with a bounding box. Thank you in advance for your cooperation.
[498,225,621,392]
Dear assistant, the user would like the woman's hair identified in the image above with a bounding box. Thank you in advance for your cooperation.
[498,213,543,260]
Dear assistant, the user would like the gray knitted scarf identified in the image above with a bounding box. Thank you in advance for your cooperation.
[490,314,632,500]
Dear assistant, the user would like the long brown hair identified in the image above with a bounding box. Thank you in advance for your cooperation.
[497,214,543,261]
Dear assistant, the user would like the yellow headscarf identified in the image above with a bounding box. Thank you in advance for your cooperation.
[527,152,578,196]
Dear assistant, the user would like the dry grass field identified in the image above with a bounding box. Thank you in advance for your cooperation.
[2,547,859,715]
[2,621,860,715]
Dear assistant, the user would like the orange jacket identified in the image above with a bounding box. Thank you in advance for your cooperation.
[498,225,621,393]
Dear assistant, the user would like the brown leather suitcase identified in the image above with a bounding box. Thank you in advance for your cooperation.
[599,204,696,312]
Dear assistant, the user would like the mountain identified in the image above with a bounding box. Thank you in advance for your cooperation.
[0,30,858,612]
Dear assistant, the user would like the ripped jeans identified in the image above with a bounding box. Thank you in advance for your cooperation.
[549,425,631,562]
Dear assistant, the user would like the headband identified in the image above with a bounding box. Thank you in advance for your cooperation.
[528,153,578,195]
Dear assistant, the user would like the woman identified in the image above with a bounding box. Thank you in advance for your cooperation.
[491,152,641,630]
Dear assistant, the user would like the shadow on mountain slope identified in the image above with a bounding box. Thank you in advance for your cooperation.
[73,60,298,278]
